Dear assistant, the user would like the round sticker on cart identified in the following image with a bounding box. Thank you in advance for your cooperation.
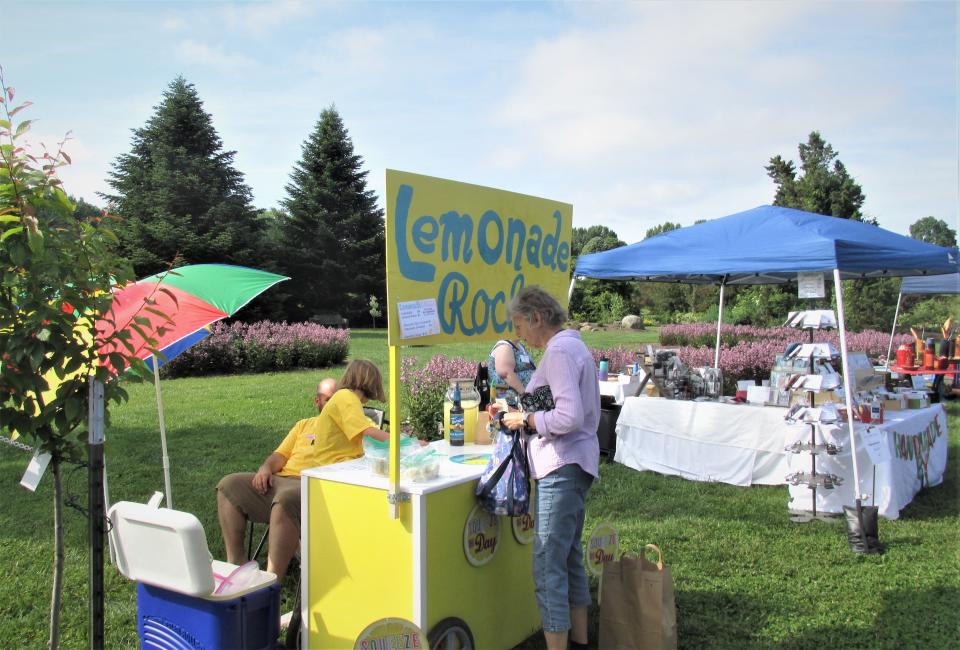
[354,617,426,650]
[464,504,500,566]
[512,512,535,545]
[449,453,491,465]
[585,522,618,577]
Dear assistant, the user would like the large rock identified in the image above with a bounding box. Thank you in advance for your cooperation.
[621,315,645,330]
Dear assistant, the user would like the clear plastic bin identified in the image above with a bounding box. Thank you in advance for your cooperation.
[363,437,440,481]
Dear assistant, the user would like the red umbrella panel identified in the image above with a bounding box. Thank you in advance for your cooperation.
[96,264,288,372]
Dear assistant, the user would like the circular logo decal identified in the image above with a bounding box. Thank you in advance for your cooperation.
[585,521,618,577]
[464,504,500,566]
[511,512,535,545]
[354,617,426,650]
[449,453,491,465]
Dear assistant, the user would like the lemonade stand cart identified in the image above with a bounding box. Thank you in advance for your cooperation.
[301,443,538,648]
[298,171,573,648]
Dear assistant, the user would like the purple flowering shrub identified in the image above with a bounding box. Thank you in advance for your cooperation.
[595,325,910,392]
[400,354,477,440]
[161,321,350,378]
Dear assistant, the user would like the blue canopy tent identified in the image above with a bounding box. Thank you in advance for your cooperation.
[885,272,960,366]
[574,204,958,514]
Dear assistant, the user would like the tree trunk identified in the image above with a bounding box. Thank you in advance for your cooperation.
[48,457,63,650]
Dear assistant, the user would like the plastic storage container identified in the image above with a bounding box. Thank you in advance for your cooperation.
[363,435,421,477]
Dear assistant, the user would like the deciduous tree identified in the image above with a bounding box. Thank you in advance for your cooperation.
[909,216,957,248]
[1,73,158,650]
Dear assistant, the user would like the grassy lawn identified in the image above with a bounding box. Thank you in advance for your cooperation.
[1,327,957,648]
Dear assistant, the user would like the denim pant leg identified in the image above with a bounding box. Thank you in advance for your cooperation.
[533,463,594,633]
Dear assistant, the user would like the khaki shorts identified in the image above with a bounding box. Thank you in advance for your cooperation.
[217,472,301,528]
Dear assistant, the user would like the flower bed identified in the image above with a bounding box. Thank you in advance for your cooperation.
[160,321,350,378]
[595,325,911,390]
[399,354,476,440]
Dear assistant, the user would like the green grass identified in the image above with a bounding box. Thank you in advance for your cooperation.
[1,328,957,648]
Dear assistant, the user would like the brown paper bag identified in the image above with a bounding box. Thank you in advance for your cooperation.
[475,411,492,444]
[599,544,677,650]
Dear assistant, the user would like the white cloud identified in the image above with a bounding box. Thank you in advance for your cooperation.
[175,40,257,72]
[485,1,955,242]
[161,16,186,31]
[219,0,317,34]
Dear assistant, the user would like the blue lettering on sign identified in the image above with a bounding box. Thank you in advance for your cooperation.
[439,210,474,263]
[411,215,438,254]
[525,224,543,269]
[477,210,503,265]
[395,184,435,282]
[393,183,566,337]
[506,218,526,272]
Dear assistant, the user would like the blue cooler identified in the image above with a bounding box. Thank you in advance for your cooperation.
[137,581,279,649]
[108,500,280,650]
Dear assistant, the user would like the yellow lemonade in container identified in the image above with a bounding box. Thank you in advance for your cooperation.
[443,379,479,444]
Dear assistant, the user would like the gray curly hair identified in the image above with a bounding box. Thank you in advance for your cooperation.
[506,285,567,328]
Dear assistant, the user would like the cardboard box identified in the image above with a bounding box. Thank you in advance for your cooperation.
[883,398,904,411]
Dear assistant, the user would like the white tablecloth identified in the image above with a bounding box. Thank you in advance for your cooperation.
[614,397,791,486]
[786,404,948,519]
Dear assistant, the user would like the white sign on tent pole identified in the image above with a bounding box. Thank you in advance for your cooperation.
[798,272,825,298]
[861,426,892,465]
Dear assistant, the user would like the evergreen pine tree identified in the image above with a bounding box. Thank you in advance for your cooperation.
[280,106,385,323]
[765,131,869,222]
[102,77,263,276]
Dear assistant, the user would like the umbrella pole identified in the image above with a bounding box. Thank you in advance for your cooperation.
[152,355,173,509]
[885,292,903,368]
[833,270,863,502]
[714,280,726,369]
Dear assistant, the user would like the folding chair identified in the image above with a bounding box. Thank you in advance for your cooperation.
[363,406,386,428]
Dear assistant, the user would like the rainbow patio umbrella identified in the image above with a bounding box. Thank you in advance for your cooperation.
[97,264,288,507]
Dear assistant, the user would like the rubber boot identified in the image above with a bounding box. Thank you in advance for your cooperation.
[843,504,884,555]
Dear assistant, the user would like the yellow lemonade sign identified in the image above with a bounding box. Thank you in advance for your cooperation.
[386,170,573,345]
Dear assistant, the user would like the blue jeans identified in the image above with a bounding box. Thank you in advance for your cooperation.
[533,463,594,633]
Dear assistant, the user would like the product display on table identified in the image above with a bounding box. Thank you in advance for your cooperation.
[781,309,846,523]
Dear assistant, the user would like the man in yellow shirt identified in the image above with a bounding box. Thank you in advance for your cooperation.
[217,366,390,580]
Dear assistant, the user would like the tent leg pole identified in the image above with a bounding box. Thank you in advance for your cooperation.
[714,282,726,369]
[833,270,863,500]
[885,292,903,368]
[153,356,173,510]
[567,277,577,302]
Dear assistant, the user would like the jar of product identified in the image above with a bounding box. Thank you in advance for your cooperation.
[443,379,480,444]
[896,344,914,369]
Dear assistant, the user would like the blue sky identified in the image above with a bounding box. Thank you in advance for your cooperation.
[5,0,957,244]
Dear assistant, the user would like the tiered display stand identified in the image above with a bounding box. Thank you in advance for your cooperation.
[781,311,845,523]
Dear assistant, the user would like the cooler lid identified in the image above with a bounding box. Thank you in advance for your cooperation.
[108,501,215,596]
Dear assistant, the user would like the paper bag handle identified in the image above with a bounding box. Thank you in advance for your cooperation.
[642,543,664,569]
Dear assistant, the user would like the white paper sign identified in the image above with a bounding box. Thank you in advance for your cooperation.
[861,426,892,465]
[797,272,825,299]
[20,450,52,492]
[396,299,442,340]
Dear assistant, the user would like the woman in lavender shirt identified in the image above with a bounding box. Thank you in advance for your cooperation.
[501,285,600,650]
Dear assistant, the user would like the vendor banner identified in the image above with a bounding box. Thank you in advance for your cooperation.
[386,170,572,345]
